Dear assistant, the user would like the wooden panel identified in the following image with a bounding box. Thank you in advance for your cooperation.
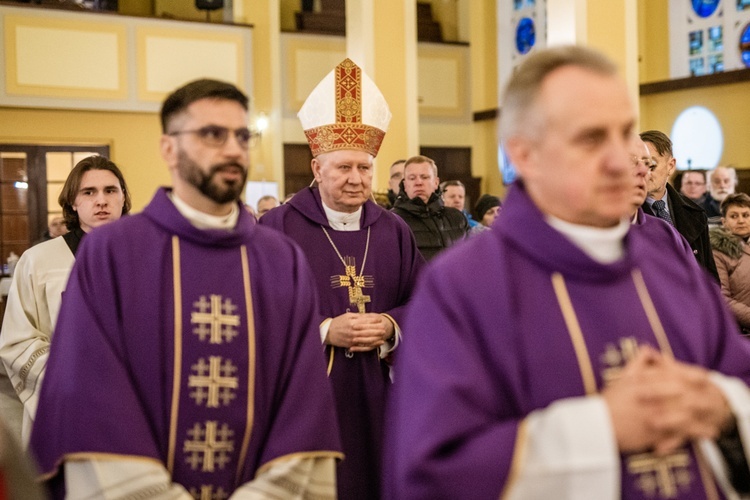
[735,169,750,197]
[1,184,28,212]
[0,158,26,182]
[2,214,29,243]
[283,143,314,197]
[420,146,481,209]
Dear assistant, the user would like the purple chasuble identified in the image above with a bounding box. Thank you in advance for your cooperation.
[31,188,342,498]
[385,182,750,499]
[260,187,424,499]
[633,207,698,264]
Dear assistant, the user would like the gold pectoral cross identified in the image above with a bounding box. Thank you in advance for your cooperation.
[330,257,374,313]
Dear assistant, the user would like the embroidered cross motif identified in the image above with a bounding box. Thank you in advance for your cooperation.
[189,357,238,408]
[628,451,692,498]
[330,256,373,313]
[191,295,240,344]
[188,485,229,500]
[184,421,234,472]
[601,337,640,385]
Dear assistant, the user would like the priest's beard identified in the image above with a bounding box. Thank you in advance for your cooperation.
[177,150,247,204]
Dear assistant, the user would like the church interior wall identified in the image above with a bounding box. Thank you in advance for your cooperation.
[636,0,750,169]
[1,1,747,215]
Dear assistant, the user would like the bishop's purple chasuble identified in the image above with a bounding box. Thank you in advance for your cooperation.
[260,187,424,499]
[386,182,750,499]
[31,188,342,498]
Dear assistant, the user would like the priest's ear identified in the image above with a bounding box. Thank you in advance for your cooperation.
[160,134,179,171]
[504,135,536,181]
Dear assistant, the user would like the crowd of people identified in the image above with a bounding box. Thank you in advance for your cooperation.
[0,46,749,499]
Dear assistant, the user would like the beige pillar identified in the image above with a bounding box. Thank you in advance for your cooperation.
[235,0,285,196]
[471,0,504,197]
[346,1,419,192]
[546,0,639,104]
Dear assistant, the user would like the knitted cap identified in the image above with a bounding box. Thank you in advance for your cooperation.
[475,194,501,221]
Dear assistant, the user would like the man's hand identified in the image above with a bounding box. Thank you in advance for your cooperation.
[603,345,733,456]
[326,313,392,352]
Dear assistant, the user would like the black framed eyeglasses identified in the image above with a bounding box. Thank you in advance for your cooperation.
[168,125,256,149]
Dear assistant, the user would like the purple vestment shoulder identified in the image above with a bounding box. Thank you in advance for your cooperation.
[31,188,341,498]
[385,182,750,499]
[260,187,424,499]
[633,207,700,265]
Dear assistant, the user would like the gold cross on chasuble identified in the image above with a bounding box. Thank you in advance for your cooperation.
[628,451,692,498]
[190,295,240,344]
[330,256,374,313]
[188,356,239,408]
[189,485,229,500]
[184,421,235,472]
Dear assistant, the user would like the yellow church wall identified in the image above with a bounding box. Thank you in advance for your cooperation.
[0,107,167,211]
[637,0,670,84]
[636,0,750,168]
[639,83,750,167]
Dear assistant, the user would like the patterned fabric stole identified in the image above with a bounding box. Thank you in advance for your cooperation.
[552,270,722,500]
[167,237,255,499]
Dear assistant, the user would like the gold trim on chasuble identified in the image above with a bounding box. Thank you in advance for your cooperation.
[550,270,719,500]
[168,235,183,473]
[303,59,385,157]
[166,238,257,489]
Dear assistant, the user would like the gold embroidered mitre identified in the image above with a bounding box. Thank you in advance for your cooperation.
[298,58,392,158]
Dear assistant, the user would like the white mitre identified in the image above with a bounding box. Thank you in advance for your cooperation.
[298,58,392,157]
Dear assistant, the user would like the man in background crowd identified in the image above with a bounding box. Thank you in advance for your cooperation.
[679,169,708,205]
[256,194,279,217]
[387,159,405,207]
[441,180,479,229]
[0,155,130,446]
[640,129,718,280]
[705,166,739,220]
[392,155,468,261]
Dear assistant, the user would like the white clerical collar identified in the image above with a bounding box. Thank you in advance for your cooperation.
[546,215,630,264]
[322,202,361,231]
[168,191,239,230]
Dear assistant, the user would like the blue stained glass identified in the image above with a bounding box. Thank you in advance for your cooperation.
[515,17,536,55]
[742,24,750,68]
[692,0,720,18]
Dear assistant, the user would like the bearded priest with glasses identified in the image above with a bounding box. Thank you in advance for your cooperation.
[260,58,425,500]
[30,79,342,499]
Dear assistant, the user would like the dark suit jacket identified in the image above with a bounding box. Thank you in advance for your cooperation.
[642,183,719,282]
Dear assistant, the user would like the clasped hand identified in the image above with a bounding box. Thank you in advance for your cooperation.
[326,312,394,352]
[603,345,734,456]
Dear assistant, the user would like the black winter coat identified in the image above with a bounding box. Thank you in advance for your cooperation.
[392,191,469,261]
[642,183,719,282]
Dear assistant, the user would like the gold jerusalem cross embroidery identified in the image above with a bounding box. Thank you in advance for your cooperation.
[628,451,692,498]
[191,295,240,344]
[189,485,229,500]
[330,256,374,313]
[184,421,234,472]
[189,357,238,408]
[601,336,640,385]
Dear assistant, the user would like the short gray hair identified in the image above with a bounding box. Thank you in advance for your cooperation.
[499,45,618,144]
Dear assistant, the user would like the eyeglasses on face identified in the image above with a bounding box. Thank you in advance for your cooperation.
[168,125,256,149]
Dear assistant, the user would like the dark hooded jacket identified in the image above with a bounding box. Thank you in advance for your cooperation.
[391,185,468,261]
